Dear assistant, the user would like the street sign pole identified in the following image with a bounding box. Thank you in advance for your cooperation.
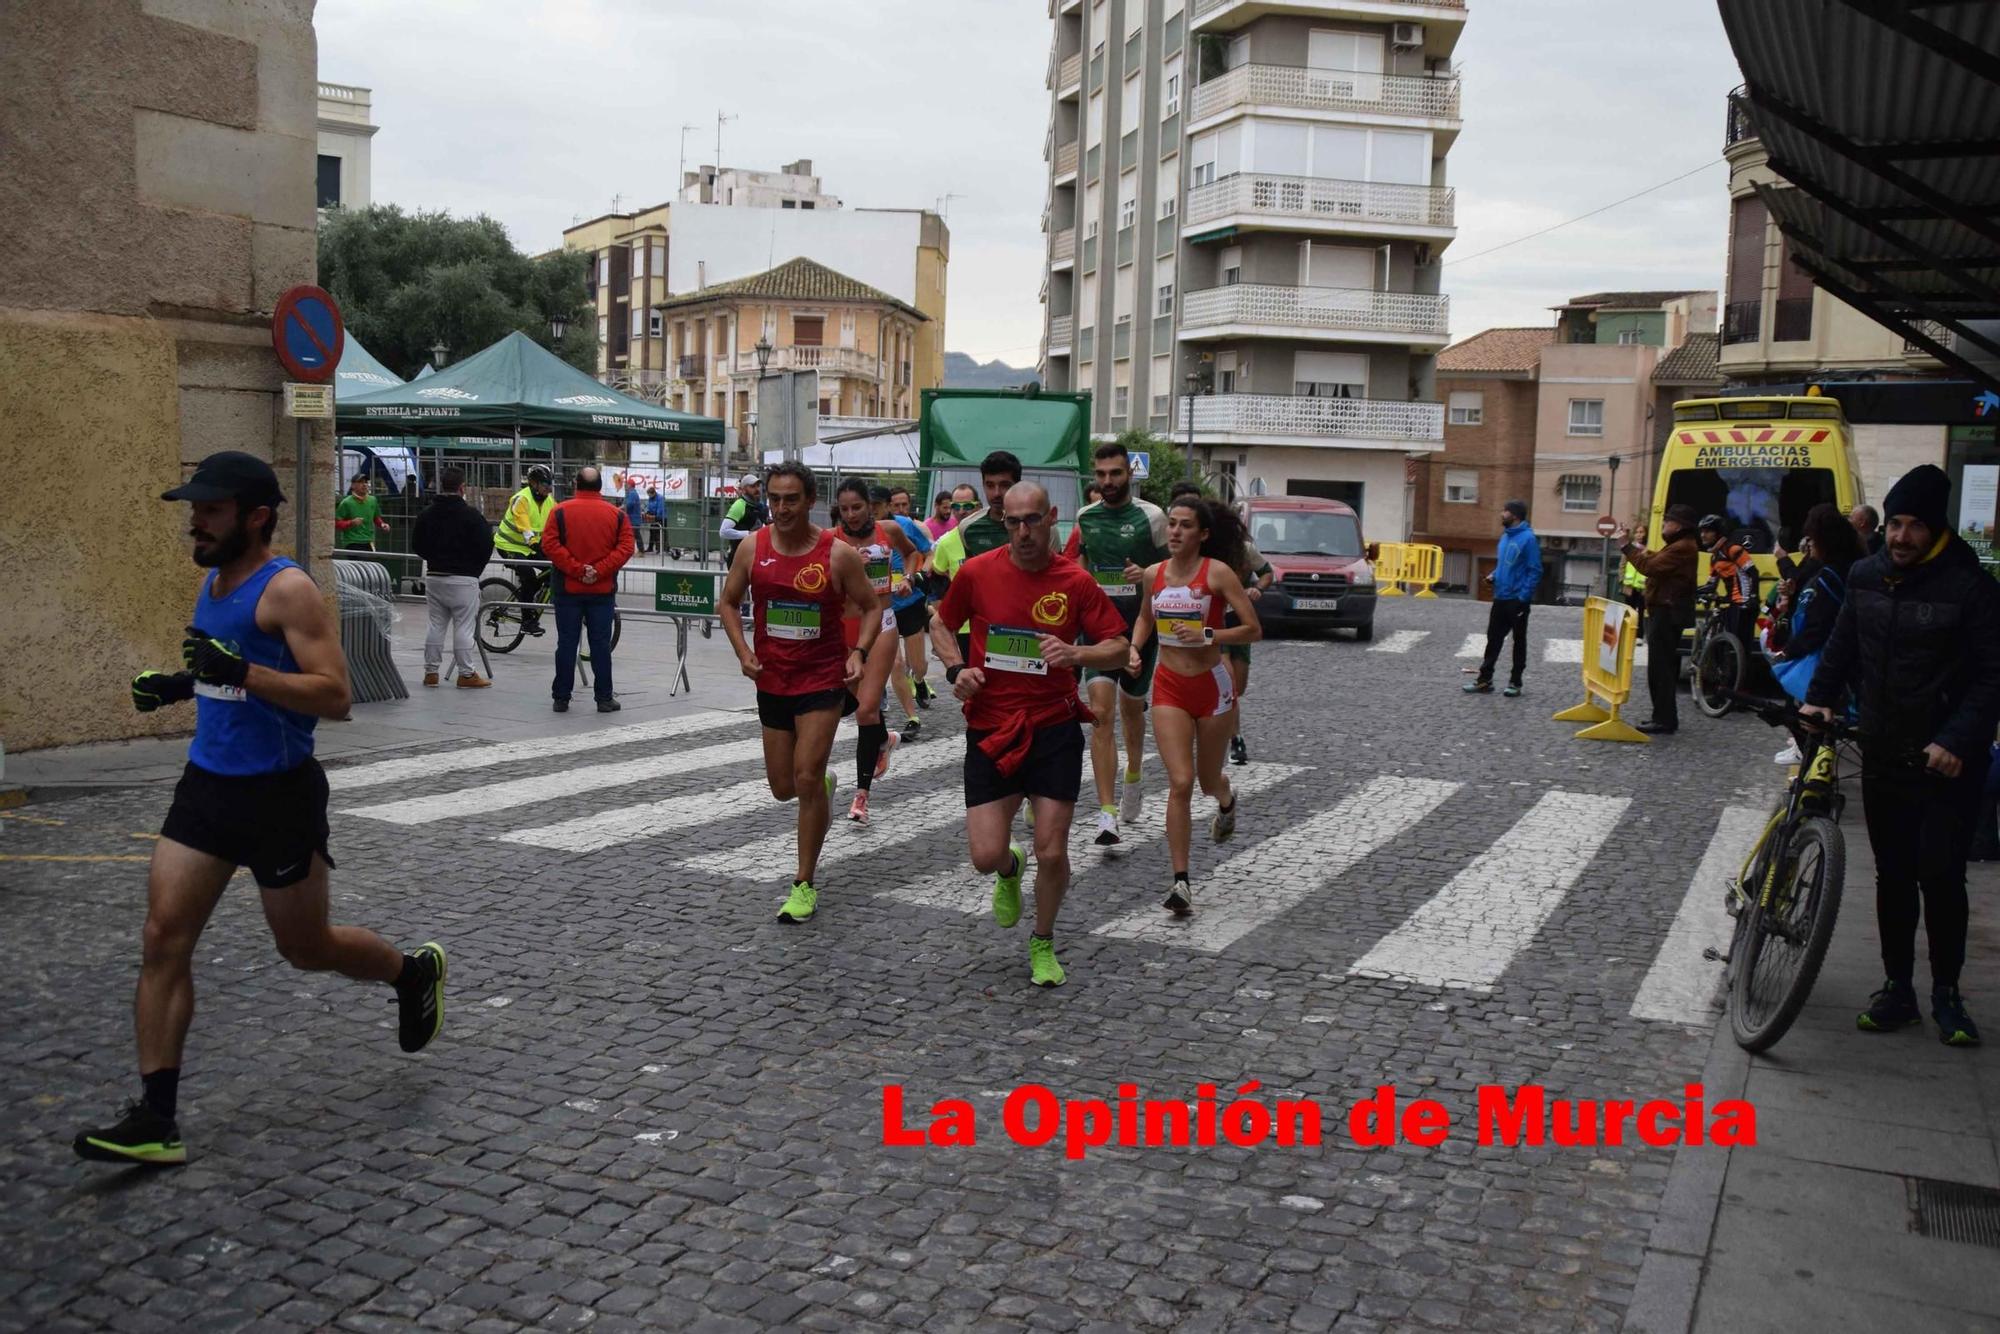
[270,285,344,575]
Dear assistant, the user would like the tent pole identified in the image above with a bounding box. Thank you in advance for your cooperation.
[512,427,522,491]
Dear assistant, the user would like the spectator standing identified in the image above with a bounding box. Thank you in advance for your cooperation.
[493,464,556,636]
[1616,504,1702,735]
[1850,503,1885,555]
[542,466,636,714]
[1805,464,2000,1046]
[645,486,666,553]
[1464,499,1542,698]
[409,466,493,689]
[622,478,644,544]
[720,474,767,567]
[334,473,390,552]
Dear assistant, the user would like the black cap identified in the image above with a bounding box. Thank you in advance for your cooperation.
[162,451,285,507]
[1503,499,1528,520]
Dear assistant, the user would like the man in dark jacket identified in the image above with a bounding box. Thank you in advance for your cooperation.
[410,467,494,688]
[1617,504,1703,734]
[1806,464,2000,1046]
[542,466,636,714]
[1465,499,1542,697]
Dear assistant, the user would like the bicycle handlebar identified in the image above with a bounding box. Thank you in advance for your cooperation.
[1724,691,1862,742]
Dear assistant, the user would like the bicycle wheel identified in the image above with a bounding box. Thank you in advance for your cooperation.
[476,577,526,654]
[577,609,624,663]
[1728,815,1845,1052]
[1693,631,1745,719]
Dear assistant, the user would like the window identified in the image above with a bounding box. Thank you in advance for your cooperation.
[597,315,609,343]
[1114,384,1130,416]
[781,199,797,209]
[801,201,815,210]
[631,308,644,337]
[631,246,644,279]
[1153,354,1173,418]
[1216,351,1237,394]
[1160,192,1177,219]
[1164,56,1183,118]
[1118,171,1137,229]
[840,310,857,348]
[651,243,665,275]
[1219,245,1242,286]
[1079,272,1098,326]
[1114,264,1134,322]
[1567,398,1605,437]
[1123,72,1142,135]
[1616,328,1643,345]
[1294,350,1366,398]
[598,255,610,289]
[1157,283,1175,317]
[648,311,663,338]
[1444,468,1479,504]
[315,154,342,208]
[1088,91,1105,146]
[1190,131,1218,188]
[1561,475,1603,513]
[1084,181,1101,237]
[793,315,824,347]
[1447,391,1483,425]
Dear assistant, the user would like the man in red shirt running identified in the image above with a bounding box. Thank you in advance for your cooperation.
[718,463,877,924]
[929,481,1130,987]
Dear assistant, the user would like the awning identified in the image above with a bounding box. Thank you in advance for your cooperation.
[1718,0,2000,393]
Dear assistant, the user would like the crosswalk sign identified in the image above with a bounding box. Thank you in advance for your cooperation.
[1128,451,1151,478]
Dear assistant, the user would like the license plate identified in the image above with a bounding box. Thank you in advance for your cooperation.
[1292,596,1340,611]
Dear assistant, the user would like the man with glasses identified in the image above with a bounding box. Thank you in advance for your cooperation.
[927,484,985,660]
[928,482,1129,988]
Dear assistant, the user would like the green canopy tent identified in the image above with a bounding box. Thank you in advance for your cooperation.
[333,334,424,492]
[336,330,725,480]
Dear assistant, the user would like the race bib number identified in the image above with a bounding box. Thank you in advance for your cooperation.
[865,557,892,593]
[767,600,821,641]
[984,625,1048,675]
[1093,562,1136,599]
[193,682,248,702]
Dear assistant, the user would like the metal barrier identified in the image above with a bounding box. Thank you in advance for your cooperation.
[1551,595,1647,744]
[331,559,409,704]
[1370,543,1444,598]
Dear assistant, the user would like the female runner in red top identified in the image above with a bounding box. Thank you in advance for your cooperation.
[1130,496,1261,917]
[831,477,920,824]
[718,463,878,924]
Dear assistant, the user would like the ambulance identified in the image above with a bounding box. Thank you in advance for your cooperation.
[1644,391,1865,587]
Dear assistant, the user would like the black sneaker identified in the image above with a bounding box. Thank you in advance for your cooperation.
[523,621,546,638]
[901,717,922,740]
[1462,679,1493,695]
[1857,979,1921,1032]
[75,1101,185,1166]
[914,679,934,708]
[596,699,621,714]
[1932,987,1982,1047]
[1229,735,1248,766]
[396,942,448,1053]
[1163,877,1192,917]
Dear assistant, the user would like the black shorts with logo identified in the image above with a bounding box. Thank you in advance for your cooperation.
[893,598,930,639]
[756,687,859,732]
[964,720,1086,808]
[159,758,334,889]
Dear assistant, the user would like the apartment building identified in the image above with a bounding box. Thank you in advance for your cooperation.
[316,81,376,211]
[562,160,948,412]
[657,257,925,440]
[1039,0,1464,540]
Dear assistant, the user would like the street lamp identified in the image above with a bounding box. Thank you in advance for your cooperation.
[1183,370,1202,487]
[1603,452,1622,598]
[430,339,449,369]
[549,312,568,343]
[753,336,773,375]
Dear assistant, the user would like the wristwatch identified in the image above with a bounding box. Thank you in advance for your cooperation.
[1203,626,1217,644]
[946,664,965,684]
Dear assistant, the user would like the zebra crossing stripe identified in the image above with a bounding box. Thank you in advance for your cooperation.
[877,763,1308,914]
[1367,630,1430,654]
[325,710,743,791]
[1348,789,1629,991]
[1629,806,1769,1025]
[504,741,964,854]
[1456,633,1486,659]
[1093,774,1456,951]
[341,732,778,825]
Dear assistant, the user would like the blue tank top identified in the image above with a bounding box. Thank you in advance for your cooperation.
[189,556,318,776]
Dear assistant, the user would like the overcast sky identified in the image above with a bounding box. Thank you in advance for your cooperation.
[318,0,1743,368]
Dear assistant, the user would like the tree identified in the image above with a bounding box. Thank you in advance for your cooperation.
[317,205,596,379]
[1112,428,1219,509]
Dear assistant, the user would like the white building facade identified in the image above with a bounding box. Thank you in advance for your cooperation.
[1039,0,1464,540]
[315,81,375,211]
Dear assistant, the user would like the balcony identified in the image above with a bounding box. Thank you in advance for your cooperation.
[1904,318,1950,358]
[1049,315,1075,351]
[1184,173,1455,236]
[1724,85,1756,150]
[1190,393,1444,447]
[733,346,884,379]
[1772,296,1814,342]
[1192,0,1467,36]
[317,81,373,128]
[677,354,706,379]
[1057,52,1082,96]
[1050,228,1076,269]
[1190,64,1461,130]
[1054,139,1079,180]
[1722,300,1761,345]
[1179,284,1449,344]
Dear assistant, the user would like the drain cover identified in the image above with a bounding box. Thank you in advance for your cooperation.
[1910,1177,2000,1250]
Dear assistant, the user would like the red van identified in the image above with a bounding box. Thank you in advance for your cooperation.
[1237,496,1378,641]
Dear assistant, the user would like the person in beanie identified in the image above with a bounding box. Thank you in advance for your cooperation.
[1616,504,1703,734]
[1805,463,2000,1045]
[1464,500,1541,697]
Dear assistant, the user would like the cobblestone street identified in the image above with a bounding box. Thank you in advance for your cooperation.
[0,598,1904,1331]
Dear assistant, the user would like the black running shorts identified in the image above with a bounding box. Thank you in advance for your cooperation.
[893,598,930,639]
[757,687,858,732]
[964,720,1085,808]
[159,758,334,889]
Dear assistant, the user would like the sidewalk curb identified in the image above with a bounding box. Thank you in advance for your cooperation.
[1623,1011,1751,1333]
[0,786,25,811]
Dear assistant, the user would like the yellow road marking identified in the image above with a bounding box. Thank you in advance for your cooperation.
[0,812,65,826]
[0,854,151,863]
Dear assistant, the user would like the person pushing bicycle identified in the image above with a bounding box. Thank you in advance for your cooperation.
[1802,464,2000,1046]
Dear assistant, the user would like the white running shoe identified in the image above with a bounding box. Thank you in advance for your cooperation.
[1163,877,1193,916]
[1210,794,1238,843]
[1094,810,1122,851]
[1119,775,1143,823]
[1774,740,1802,765]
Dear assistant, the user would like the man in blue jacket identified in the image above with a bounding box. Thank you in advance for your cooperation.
[1466,499,1543,697]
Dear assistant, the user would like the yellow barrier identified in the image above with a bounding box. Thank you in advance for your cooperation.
[1375,542,1407,596]
[1551,595,1648,744]
[1370,542,1442,598]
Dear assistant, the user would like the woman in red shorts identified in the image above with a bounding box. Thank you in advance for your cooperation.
[1130,496,1262,916]
[832,477,922,824]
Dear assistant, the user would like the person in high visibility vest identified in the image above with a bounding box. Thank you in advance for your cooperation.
[494,464,557,634]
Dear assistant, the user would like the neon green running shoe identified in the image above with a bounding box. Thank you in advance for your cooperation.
[777,880,818,923]
[1028,934,1065,988]
[824,772,836,799]
[992,842,1024,928]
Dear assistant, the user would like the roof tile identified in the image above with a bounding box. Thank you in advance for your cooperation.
[661,256,925,318]
[1437,326,1556,374]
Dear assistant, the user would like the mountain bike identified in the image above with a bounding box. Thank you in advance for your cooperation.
[1690,591,1747,720]
[476,568,623,658]
[1707,696,1860,1051]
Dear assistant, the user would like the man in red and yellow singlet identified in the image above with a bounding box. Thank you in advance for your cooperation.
[929,481,1129,988]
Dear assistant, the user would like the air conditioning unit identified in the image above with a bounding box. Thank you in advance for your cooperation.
[1391,22,1424,48]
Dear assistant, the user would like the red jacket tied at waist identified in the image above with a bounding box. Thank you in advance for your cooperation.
[541,494,635,596]
[977,696,1081,776]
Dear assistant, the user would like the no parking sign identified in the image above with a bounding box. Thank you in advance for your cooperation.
[270,285,345,383]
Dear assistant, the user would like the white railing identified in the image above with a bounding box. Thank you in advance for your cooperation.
[1050,228,1076,264]
[317,81,369,103]
[1055,140,1079,177]
[1058,53,1082,91]
[1180,284,1448,338]
[1195,0,1464,14]
[1185,173,1455,229]
[733,346,883,378]
[1191,64,1460,123]
[1049,315,1075,348]
[1191,393,1443,442]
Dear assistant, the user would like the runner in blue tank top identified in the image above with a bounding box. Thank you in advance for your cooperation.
[75,452,449,1168]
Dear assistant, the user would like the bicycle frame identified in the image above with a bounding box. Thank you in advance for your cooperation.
[1732,731,1840,915]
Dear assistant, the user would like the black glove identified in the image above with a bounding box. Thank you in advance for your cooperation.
[181,626,249,689]
[132,671,195,713]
